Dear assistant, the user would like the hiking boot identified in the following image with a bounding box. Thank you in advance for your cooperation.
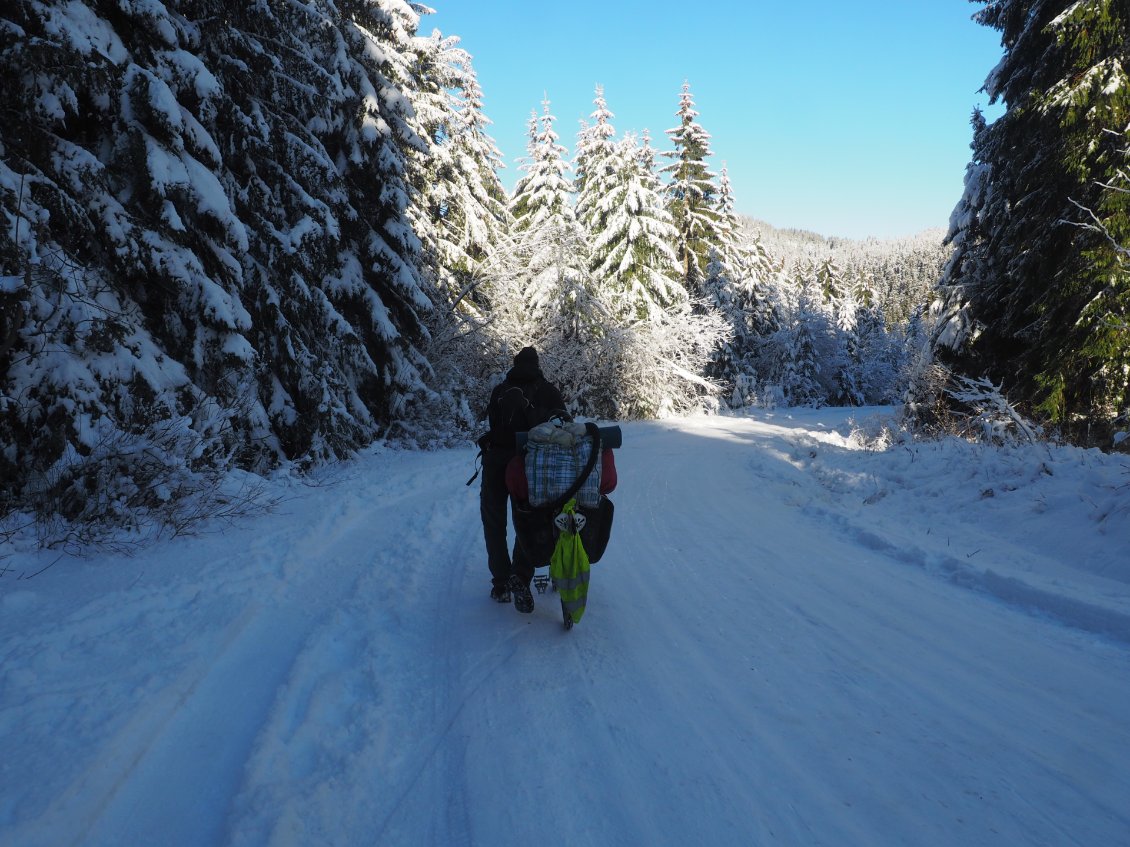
[490,584,511,603]
[508,574,534,614]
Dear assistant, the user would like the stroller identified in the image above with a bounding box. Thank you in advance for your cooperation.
[507,422,620,629]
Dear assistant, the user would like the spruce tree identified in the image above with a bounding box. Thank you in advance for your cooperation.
[855,303,900,404]
[816,257,848,307]
[405,29,511,313]
[574,85,618,232]
[701,179,780,407]
[255,0,433,451]
[0,1,437,524]
[510,100,576,237]
[702,249,747,403]
[660,82,723,293]
[506,98,597,343]
[715,166,751,276]
[775,279,826,408]
[936,0,1130,443]
[588,132,685,323]
[832,287,864,406]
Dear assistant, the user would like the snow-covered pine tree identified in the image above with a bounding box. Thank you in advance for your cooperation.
[701,248,748,404]
[660,82,724,293]
[574,85,618,234]
[816,256,848,307]
[934,108,994,359]
[403,27,465,298]
[499,97,614,415]
[900,304,934,394]
[851,268,877,310]
[855,302,900,404]
[503,97,605,397]
[814,257,860,404]
[587,126,731,418]
[396,22,513,439]
[935,0,1130,444]
[0,2,272,526]
[833,288,864,406]
[442,45,513,312]
[404,27,510,313]
[715,166,749,275]
[510,103,576,236]
[703,167,781,406]
[638,129,662,192]
[232,0,433,452]
[587,132,685,323]
[0,1,438,528]
[771,274,826,407]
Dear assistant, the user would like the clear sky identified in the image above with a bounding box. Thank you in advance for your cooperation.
[424,2,1006,241]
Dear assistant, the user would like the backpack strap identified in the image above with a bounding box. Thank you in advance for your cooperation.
[495,377,550,433]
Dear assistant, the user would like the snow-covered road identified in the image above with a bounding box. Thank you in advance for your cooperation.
[2,409,1128,846]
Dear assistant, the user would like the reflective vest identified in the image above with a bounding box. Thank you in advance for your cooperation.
[550,499,591,623]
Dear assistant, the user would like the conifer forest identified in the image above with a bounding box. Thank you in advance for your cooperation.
[1,1,1127,529]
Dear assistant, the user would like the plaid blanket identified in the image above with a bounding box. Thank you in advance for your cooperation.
[524,430,602,508]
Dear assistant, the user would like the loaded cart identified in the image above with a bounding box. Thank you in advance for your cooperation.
[506,421,621,629]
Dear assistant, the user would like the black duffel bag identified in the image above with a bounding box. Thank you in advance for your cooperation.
[512,494,615,564]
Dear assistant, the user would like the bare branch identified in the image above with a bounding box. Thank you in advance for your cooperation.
[1062,199,1130,260]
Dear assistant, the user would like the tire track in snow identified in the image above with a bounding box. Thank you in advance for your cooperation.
[368,494,484,847]
[219,461,488,846]
[65,490,394,847]
[12,455,454,847]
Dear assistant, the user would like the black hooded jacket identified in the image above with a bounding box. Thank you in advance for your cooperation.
[481,356,568,450]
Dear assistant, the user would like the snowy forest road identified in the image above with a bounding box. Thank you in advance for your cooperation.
[2,410,1128,846]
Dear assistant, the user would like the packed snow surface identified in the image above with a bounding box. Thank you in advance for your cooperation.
[2,408,1128,846]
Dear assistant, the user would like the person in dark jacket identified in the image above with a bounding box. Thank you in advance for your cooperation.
[478,346,568,613]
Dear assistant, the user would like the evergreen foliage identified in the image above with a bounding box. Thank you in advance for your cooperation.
[936,0,1130,444]
[573,85,618,232]
[0,1,435,522]
[768,276,826,407]
[661,82,724,293]
[506,98,598,342]
[755,219,949,326]
[588,132,685,323]
[405,28,511,314]
[489,90,732,420]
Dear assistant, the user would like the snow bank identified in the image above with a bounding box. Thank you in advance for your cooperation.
[788,408,1130,640]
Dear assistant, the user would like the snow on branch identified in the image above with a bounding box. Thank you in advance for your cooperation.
[946,375,1040,446]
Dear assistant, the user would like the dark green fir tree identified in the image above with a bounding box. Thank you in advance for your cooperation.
[936,0,1130,444]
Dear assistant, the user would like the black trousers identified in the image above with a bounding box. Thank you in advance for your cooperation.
[480,448,534,588]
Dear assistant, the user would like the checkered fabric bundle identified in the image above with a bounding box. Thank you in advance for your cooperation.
[524,426,601,508]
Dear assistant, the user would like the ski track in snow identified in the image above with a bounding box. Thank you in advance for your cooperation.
[2,409,1129,846]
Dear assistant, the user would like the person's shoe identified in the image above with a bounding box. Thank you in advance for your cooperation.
[508,574,534,614]
[490,584,511,603]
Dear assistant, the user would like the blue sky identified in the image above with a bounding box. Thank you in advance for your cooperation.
[424,2,1005,240]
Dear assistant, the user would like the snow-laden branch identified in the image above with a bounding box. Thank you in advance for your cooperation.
[947,375,1039,446]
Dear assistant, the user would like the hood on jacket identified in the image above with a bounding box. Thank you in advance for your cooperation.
[507,346,542,383]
